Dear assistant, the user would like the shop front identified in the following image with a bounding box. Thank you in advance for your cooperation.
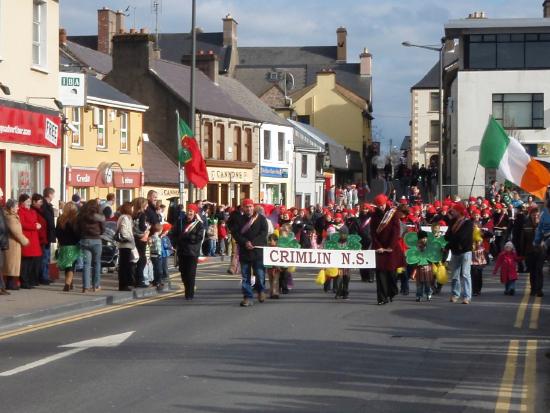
[0,100,61,199]
[205,166,254,206]
[66,165,143,206]
[260,166,289,206]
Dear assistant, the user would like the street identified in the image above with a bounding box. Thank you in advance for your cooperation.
[0,262,548,413]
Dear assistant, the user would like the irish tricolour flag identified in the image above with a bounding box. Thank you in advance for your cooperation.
[479,116,550,200]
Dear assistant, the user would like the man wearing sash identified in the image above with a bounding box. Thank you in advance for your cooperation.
[370,194,403,305]
[233,198,268,307]
[176,204,204,301]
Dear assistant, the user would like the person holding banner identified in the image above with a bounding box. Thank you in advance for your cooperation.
[176,204,204,301]
[234,198,268,307]
[370,194,403,305]
[357,203,373,283]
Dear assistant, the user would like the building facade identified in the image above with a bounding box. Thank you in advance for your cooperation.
[0,0,62,199]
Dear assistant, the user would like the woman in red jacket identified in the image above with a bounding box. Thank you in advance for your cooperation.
[18,194,43,289]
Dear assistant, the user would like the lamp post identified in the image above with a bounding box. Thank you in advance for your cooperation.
[402,38,445,200]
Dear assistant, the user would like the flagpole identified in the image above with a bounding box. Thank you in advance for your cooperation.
[188,0,197,203]
[177,110,185,205]
[469,162,479,199]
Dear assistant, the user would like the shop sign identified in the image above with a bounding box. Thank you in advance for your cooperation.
[0,104,61,148]
[207,167,252,183]
[59,73,85,107]
[113,171,142,188]
[66,168,98,187]
[67,168,142,188]
[261,166,289,178]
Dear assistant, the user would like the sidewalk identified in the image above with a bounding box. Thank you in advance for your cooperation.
[0,269,181,331]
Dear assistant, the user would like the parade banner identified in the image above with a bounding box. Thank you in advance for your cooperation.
[263,247,376,269]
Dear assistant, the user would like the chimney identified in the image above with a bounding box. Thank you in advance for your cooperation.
[112,32,155,73]
[59,28,67,46]
[98,7,117,54]
[359,48,372,76]
[222,14,238,47]
[182,51,219,84]
[115,9,125,34]
[336,27,347,62]
[544,0,550,17]
[467,11,487,19]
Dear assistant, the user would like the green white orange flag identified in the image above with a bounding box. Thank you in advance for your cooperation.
[479,116,550,200]
[177,114,209,189]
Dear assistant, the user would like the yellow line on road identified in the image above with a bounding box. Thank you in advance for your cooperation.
[514,287,531,328]
[495,340,520,413]
[0,291,185,342]
[521,340,537,413]
[528,297,542,330]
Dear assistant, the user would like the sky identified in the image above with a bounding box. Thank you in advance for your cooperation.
[60,0,543,152]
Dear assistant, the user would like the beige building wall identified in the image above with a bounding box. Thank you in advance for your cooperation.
[410,88,439,166]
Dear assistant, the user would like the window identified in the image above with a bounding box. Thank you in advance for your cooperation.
[278,132,285,161]
[203,122,213,158]
[71,108,81,146]
[32,0,47,67]
[263,130,271,160]
[217,124,225,160]
[301,154,308,177]
[233,127,241,161]
[430,120,440,141]
[73,187,89,203]
[11,153,46,199]
[96,108,106,148]
[116,189,132,206]
[120,112,128,151]
[467,33,550,70]
[305,194,311,208]
[492,93,544,129]
[297,115,310,124]
[244,129,252,162]
[429,92,439,112]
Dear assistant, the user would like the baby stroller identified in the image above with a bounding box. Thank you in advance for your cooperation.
[101,221,119,273]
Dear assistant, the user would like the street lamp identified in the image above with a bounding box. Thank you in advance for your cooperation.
[402,38,445,200]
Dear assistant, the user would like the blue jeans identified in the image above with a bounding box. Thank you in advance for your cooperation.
[208,239,217,256]
[40,246,51,282]
[505,280,517,293]
[80,239,102,289]
[450,251,472,300]
[416,281,432,299]
[241,260,266,299]
[161,256,169,281]
[151,256,163,285]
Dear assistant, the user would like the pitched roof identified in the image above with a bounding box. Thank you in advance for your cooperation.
[234,66,307,96]
[150,59,262,122]
[143,140,179,186]
[412,62,439,90]
[63,40,112,75]
[86,75,147,109]
[217,76,291,126]
[238,46,337,66]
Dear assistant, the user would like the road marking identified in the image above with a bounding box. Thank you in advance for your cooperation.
[494,340,520,413]
[529,297,542,330]
[514,287,531,328]
[521,340,537,413]
[0,331,134,377]
[0,292,184,342]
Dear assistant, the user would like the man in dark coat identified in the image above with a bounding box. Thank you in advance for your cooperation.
[40,187,56,285]
[358,203,374,282]
[0,188,9,294]
[232,198,268,307]
[370,194,403,305]
[177,203,204,300]
[145,190,160,229]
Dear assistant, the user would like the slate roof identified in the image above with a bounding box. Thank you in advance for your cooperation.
[86,75,146,108]
[143,140,179,186]
[63,40,113,75]
[234,66,307,96]
[411,62,439,90]
[238,46,337,66]
[150,59,262,122]
[217,76,291,126]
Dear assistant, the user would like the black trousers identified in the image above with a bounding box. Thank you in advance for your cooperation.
[376,270,397,303]
[471,265,483,294]
[179,255,198,298]
[21,256,41,287]
[280,268,290,293]
[135,241,146,286]
[360,268,373,282]
[335,274,350,297]
[526,251,544,294]
[118,248,135,290]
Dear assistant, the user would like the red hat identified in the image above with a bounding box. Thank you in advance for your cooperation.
[469,197,476,202]
[427,206,437,214]
[434,200,442,208]
[495,203,503,210]
[335,213,343,219]
[362,203,370,210]
[451,203,467,216]
[438,220,447,226]
[399,197,408,205]
[441,205,449,212]
[187,204,199,213]
[242,198,254,207]
[482,199,490,206]
[279,205,287,213]
[374,194,389,207]
[162,223,172,232]
[470,207,480,215]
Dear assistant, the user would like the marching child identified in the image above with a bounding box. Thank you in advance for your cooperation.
[266,234,281,299]
[334,225,351,299]
[412,230,434,302]
[493,241,521,296]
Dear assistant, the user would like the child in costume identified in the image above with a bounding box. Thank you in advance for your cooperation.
[334,225,351,299]
[412,231,434,302]
[493,241,521,296]
[266,234,281,299]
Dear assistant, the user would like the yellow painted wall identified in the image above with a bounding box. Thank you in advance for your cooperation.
[292,72,370,154]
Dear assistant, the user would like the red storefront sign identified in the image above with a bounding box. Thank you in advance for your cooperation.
[0,104,61,148]
[113,171,142,188]
[67,167,142,188]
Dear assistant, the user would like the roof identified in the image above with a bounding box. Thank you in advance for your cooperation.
[238,46,337,66]
[63,40,112,75]
[401,136,411,151]
[143,140,179,186]
[445,18,550,37]
[216,76,291,126]
[411,51,459,90]
[86,75,147,109]
[150,59,262,122]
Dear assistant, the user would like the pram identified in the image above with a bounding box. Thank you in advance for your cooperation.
[101,221,119,272]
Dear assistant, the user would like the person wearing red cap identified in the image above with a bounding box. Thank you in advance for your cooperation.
[233,198,268,307]
[176,203,204,301]
[445,203,474,304]
[370,194,402,305]
[492,203,509,258]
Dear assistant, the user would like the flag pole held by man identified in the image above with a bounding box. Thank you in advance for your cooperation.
[177,115,209,189]
[479,116,550,200]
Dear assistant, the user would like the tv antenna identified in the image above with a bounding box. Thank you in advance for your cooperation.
[151,0,162,50]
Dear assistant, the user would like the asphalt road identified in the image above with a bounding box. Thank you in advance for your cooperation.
[0,261,548,413]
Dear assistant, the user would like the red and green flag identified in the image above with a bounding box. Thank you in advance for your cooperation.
[177,115,209,189]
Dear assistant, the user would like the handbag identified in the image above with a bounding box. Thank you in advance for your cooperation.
[130,247,140,263]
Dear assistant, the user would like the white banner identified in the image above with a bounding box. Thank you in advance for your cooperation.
[263,247,376,269]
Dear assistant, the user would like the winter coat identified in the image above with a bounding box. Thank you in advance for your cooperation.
[445,218,474,255]
[55,220,80,247]
[41,201,56,244]
[233,213,268,263]
[77,212,105,239]
[18,206,42,257]
[3,210,29,276]
[0,208,8,250]
[493,250,520,283]
[177,218,204,257]
[116,214,135,249]
[33,207,48,246]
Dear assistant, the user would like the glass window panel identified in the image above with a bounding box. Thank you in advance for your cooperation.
[493,94,503,102]
[497,42,524,69]
[483,34,496,42]
[533,119,544,128]
[526,42,550,68]
[497,34,511,42]
[469,43,496,69]
[503,94,531,102]
[492,102,503,120]
[301,154,308,176]
[430,121,440,141]
[533,101,544,119]
[429,92,439,111]
[534,93,544,101]
[540,34,550,40]
[278,132,285,161]
[263,130,271,160]
[526,34,538,41]
[503,101,531,128]
[470,34,482,42]
[511,34,524,42]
